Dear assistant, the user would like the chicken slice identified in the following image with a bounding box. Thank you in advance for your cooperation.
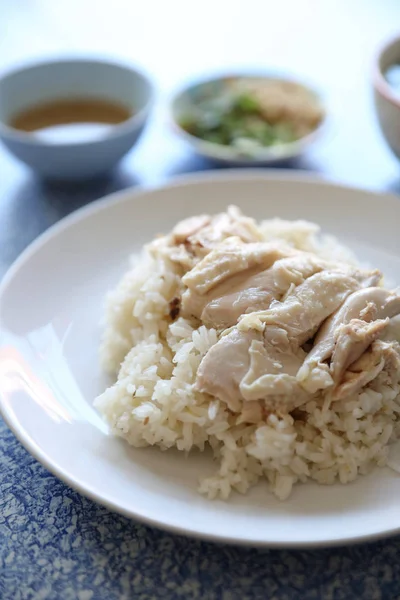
[239,327,309,412]
[333,340,400,400]
[195,328,259,412]
[238,269,376,343]
[330,318,389,384]
[333,349,385,400]
[240,327,305,396]
[297,288,400,393]
[172,214,211,244]
[380,340,400,382]
[199,253,333,329]
[165,205,264,269]
[200,273,277,328]
[195,326,309,418]
[186,205,264,250]
[182,263,274,322]
[182,238,297,296]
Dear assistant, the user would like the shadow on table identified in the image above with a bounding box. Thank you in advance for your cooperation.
[15,166,142,218]
[0,166,142,274]
[165,152,323,179]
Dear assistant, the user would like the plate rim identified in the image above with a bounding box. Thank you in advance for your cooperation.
[1,169,400,549]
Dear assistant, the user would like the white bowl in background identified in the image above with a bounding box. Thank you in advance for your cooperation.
[0,58,154,179]
[373,35,400,162]
[169,73,327,166]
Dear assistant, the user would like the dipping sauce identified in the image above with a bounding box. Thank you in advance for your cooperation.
[9,98,132,143]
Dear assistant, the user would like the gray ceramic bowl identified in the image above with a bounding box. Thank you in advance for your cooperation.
[0,58,154,179]
[373,35,400,161]
[170,73,327,166]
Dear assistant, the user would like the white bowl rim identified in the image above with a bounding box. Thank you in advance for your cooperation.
[373,34,400,110]
[0,56,156,148]
[168,71,328,162]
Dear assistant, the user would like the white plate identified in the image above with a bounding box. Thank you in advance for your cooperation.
[1,171,400,548]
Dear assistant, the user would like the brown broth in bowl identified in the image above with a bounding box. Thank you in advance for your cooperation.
[9,98,132,143]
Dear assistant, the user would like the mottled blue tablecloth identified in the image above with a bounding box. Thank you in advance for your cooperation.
[1,415,399,600]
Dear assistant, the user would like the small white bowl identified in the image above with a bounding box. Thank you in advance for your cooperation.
[0,58,154,179]
[170,73,326,166]
[373,35,400,161]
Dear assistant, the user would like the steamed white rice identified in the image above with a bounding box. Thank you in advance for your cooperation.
[94,218,400,500]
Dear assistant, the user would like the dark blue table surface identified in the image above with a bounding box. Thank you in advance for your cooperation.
[2,1,400,598]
